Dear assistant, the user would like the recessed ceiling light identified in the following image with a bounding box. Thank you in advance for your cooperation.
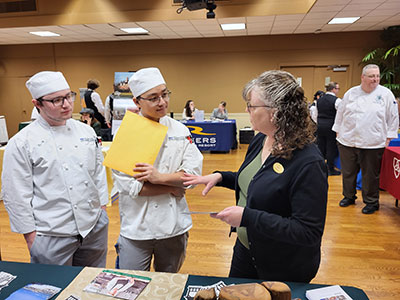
[120,27,148,34]
[328,17,360,25]
[220,23,246,31]
[29,31,60,37]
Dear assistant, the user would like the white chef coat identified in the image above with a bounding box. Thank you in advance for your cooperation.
[332,84,399,149]
[113,115,203,240]
[1,114,108,237]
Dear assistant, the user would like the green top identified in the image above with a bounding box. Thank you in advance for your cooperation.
[237,149,263,249]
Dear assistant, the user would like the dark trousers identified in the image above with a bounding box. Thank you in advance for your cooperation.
[229,239,259,279]
[338,143,384,205]
[316,124,338,170]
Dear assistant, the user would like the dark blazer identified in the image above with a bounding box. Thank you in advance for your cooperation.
[217,132,328,282]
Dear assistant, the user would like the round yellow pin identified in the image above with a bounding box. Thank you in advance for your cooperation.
[273,162,284,174]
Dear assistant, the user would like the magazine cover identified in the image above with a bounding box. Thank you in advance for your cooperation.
[83,270,151,300]
[305,285,353,300]
[6,283,61,300]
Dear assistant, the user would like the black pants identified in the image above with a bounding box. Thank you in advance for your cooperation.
[338,143,384,205]
[229,239,259,279]
[316,124,338,170]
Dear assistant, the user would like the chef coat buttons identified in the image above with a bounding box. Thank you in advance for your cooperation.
[74,205,77,209]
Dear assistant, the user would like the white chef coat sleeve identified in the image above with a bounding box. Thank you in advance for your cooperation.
[310,105,318,123]
[1,138,36,234]
[112,170,144,198]
[335,98,342,110]
[332,92,347,133]
[386,93,399,139]
[94,141,109,206]
[177,133,203,179]
[104,96,111,123]
[91,92,105,115]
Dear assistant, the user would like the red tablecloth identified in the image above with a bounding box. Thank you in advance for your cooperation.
[380,146,400,200]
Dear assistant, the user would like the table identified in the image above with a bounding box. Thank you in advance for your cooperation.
[0,260,369,300]
[388,133,400,147]
[182,120,237,152]
[0,260,83,299]
[379,146,400,207]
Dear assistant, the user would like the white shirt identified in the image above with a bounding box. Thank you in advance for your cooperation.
[90,90,105,116]
[1,115,108,237]
[182,108,198,120]
[332,84,399,148]
[113,115,203,240]
[104,94,112,124]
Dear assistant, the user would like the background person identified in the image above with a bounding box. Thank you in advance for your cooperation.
[182,99,198,120]
[113,67,203,272]
[333,64,399,214]
[309,90,324,124]
[79,107,101,137]
[183,70,328,282]
[84,79,110,140]
[1,71,109,266]
[211,101,228,120]
[316,82,341,176]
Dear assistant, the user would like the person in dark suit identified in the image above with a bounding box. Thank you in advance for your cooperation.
[316,82,341,176]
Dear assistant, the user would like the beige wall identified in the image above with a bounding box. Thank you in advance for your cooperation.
[0,31,382,136]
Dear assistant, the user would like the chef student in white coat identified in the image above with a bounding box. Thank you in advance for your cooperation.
[113,67,203,272]
[1,71,109,266]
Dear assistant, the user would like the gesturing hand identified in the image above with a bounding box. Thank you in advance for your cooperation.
[182,172,222,196]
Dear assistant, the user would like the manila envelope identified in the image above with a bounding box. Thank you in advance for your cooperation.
[103,111,168,176]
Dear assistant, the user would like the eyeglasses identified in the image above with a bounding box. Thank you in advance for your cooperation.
[39,91,76,107]
[137,91,171,103]
[246,102,273,110]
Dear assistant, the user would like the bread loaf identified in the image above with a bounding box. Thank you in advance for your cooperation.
[261,281,291,300]
[193,288,217,300]
[219,283,271,300]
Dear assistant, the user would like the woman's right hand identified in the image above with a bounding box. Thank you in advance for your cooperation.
[182,173,222,196]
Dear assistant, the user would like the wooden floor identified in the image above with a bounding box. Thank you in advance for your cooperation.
[1,144,400,299]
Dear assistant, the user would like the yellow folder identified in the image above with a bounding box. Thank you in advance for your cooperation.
[103,111,168,176]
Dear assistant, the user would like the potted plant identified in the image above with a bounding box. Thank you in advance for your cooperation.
[362,25,400,97]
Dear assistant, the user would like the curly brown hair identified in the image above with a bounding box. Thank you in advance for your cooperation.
[243,70,315,159]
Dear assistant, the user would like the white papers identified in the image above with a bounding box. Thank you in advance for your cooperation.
[306,285,353,300]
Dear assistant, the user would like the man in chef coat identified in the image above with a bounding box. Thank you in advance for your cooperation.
[1,71,109,266]
[333,64,399,214]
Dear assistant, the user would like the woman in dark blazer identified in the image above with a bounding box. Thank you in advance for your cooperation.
[183,70,328,283]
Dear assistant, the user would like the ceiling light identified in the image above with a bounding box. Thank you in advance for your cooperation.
[29,31,60,37]
[221,23,246,31]
[328,17,360,25]
[120,27,148,34]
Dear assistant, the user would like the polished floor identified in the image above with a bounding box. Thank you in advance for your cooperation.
[1,144,399,300]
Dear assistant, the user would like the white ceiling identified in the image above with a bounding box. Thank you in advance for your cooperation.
[0,0,399,45]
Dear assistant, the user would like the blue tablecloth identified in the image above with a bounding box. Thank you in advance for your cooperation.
[182,120,237,152]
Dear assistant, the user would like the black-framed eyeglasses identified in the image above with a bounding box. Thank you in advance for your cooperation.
[246,102,273,110]
[38,91,76,107]
[137,91,171,103]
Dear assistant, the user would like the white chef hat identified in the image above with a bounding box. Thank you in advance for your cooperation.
[128,67,166,98]
[26,71,70,99]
